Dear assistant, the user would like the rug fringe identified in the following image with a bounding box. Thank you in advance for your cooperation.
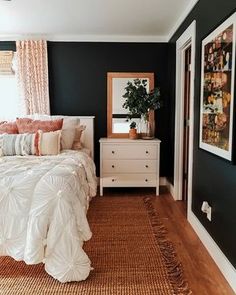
[143,197,192,295]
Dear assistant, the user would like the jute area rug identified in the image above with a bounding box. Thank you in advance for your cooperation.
[0,196,192,295]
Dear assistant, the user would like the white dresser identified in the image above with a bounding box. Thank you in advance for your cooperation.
[99,138,161,196]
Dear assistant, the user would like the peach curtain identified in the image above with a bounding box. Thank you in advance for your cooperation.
[16,40,50,115]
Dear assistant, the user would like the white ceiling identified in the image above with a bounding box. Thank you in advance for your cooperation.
[0,0,198,42]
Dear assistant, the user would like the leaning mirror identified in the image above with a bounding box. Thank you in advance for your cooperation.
[107,72,154,138]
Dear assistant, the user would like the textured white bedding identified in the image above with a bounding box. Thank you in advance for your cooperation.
[0,150,97,282]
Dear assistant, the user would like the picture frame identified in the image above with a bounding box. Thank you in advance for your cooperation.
[199,12,236,161]
[107,72,154,138]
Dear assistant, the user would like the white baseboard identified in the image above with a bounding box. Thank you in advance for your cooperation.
[161,177,174,197]
[188,211,236,293]
[159,177,174,198]
[159,177,167,186]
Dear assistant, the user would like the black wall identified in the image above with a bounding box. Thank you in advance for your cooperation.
[0,41,171,176]
[47,42,171,175]
[168,0,236,267]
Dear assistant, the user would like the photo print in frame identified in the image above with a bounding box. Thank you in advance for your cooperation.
[199,12,236,161]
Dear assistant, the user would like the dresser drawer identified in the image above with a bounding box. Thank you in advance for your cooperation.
[103,159,157,174]
[102,144,157,159]
[102,174,157,187]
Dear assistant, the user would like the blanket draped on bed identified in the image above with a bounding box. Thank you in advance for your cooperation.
[0,150,97,283]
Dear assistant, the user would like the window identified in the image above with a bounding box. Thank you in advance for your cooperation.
[0,51,23,121]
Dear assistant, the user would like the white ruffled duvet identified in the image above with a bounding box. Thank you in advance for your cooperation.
[0,150,97,283]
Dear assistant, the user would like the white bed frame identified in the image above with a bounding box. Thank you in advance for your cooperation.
[77,116,95,159]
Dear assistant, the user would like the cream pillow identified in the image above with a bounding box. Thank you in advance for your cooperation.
[60,117,79,149]
[38,130,61,156]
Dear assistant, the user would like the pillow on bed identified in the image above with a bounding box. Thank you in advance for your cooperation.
[0,133,38,156]
[38,130,61,156]
[19,115,79,150]
[0,121,18,134]
[16,118,63,134]
[72,125,86,150]
[60,117,80,149]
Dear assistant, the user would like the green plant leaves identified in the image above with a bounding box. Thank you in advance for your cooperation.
[122,78,161,120]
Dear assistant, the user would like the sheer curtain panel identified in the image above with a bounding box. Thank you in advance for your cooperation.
[16,40,50,115]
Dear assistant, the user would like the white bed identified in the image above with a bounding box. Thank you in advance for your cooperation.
[0,116,97,283]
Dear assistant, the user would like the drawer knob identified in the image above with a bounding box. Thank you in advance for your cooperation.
[112,179,115,182]
[145,179,148,182]
[112,151,115,154]
[145,165,149,168]
[146,151,149,154]
[112,165,115,168]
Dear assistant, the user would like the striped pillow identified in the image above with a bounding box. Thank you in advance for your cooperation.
[0,133,38,156]
[38,130,61,156]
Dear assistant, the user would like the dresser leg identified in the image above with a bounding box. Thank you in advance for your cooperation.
[156,186,159,196]
[100,185,103,196]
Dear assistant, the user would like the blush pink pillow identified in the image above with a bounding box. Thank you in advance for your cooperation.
[16,118,63,134]
[0,121,18,134]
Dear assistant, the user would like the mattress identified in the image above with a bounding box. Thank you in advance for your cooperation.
[0,150,97,282]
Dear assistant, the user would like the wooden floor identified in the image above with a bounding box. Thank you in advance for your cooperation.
[102,187,234,295]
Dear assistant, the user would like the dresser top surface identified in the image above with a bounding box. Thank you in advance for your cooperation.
[99,138,161,143]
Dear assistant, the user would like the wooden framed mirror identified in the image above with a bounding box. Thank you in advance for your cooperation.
[107,72,154,138]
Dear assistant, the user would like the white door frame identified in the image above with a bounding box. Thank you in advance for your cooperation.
[173,21,196,217]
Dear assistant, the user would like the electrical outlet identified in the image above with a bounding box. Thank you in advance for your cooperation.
[201,201,209,213]
[201,201,212,221]
[207,206,212,221]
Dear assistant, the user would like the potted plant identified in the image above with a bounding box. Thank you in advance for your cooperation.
[122,79,161,139]
[129,121,138,139]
